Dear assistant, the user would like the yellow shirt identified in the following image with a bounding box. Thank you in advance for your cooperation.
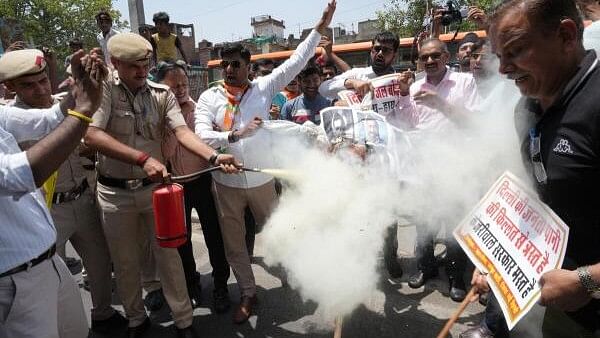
[152,33,178,62]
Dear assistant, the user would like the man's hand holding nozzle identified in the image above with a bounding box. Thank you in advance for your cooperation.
[214,154,242,174]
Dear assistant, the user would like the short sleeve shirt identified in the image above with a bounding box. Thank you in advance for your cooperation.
[11,96,87,192]
[281,94,331,124]
[91,74,186,179]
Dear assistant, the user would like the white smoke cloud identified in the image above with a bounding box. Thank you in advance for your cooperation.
[257,73,527,330]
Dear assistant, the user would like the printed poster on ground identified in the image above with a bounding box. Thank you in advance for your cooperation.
[453,171,569,330]
[319,107,389,147]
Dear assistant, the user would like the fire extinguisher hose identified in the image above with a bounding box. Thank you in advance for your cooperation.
[169,167,260,183]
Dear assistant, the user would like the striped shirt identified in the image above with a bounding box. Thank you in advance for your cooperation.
[0,104,62,273]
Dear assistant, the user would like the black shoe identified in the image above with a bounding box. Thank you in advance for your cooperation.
[459,325,494,338]
[176,325,199,338]
[449,277,467,302]
[408,269,437,289]
[127,317,151,338]
[188,284,202,308]
[64,257,83,275]
[144,289,165,312]
[91,311,128,334]
[385,255,403,279]
[213,287,231,314]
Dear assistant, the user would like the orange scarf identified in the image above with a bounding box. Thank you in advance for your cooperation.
[283,89,300,101]
[223,82,249,131]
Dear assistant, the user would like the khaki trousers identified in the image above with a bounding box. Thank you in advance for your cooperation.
[212,180,277,297]
[51,189,114,321]
[96,182,192,328]
[0,256,88,338]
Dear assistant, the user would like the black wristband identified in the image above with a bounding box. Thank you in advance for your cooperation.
[228,130,240,143]
[209,152,219,165]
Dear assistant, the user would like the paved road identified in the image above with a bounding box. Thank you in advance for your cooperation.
[77,219,500,338]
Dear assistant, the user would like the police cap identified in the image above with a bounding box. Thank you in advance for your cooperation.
[107,33,153,62]
[0,49,47,83]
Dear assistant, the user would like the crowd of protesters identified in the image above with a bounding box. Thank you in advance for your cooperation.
[1,0,600,337]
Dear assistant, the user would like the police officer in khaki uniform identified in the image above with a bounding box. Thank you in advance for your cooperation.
[84,33,239,338]
[0,49,128,335]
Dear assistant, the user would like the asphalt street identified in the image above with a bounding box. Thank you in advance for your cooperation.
[78,217,546,338]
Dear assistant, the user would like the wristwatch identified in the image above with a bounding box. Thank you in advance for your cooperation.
[228,130,240,143]
[577,266,600,299]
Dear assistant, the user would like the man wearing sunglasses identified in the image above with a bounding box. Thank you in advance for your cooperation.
[395,38,479,303]
[195,0,337,325]
[486,0,600,336]
[319,31,400,99]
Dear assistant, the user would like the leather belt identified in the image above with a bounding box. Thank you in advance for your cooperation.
[0,244,56,278]
[52,179,89,204]
[98,175,154,190]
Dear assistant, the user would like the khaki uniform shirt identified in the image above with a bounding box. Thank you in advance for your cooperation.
[91,73,186,179]
[11,96,86,193]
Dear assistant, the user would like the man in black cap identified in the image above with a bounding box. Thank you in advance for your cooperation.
[456,32,480,72]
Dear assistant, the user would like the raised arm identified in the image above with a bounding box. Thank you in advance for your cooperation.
[319,36,350,73]
[21,51,105,188]
[263,0,336,95]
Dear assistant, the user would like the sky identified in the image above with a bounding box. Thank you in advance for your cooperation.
[112,0,389,44]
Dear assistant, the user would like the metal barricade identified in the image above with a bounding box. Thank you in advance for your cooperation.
[188,65,210,101]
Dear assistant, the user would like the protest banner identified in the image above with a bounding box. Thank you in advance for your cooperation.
[453,171,569,330]
[336,73,403,116]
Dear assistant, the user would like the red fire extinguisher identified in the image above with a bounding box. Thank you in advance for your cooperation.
[152,182,187,248]
[152,166,253,248]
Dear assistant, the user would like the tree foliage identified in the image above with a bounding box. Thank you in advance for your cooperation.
[376,0,497,39]
[0,0,127,65]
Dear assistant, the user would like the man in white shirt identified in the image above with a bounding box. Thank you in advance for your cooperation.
[195,0,337,324]
[0,49,105,338]
[96,9,119,67]
[319,31,399,100]
[1,48,126,335]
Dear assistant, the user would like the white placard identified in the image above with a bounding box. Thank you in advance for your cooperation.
[453,171,569,330]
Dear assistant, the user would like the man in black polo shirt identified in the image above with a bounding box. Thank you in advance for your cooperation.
[478,0,600,336]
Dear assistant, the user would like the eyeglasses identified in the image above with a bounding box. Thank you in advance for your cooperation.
[372,45,394,55]
[220,60,242,69]
[418,52,443,62]
[529,128,547,184]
